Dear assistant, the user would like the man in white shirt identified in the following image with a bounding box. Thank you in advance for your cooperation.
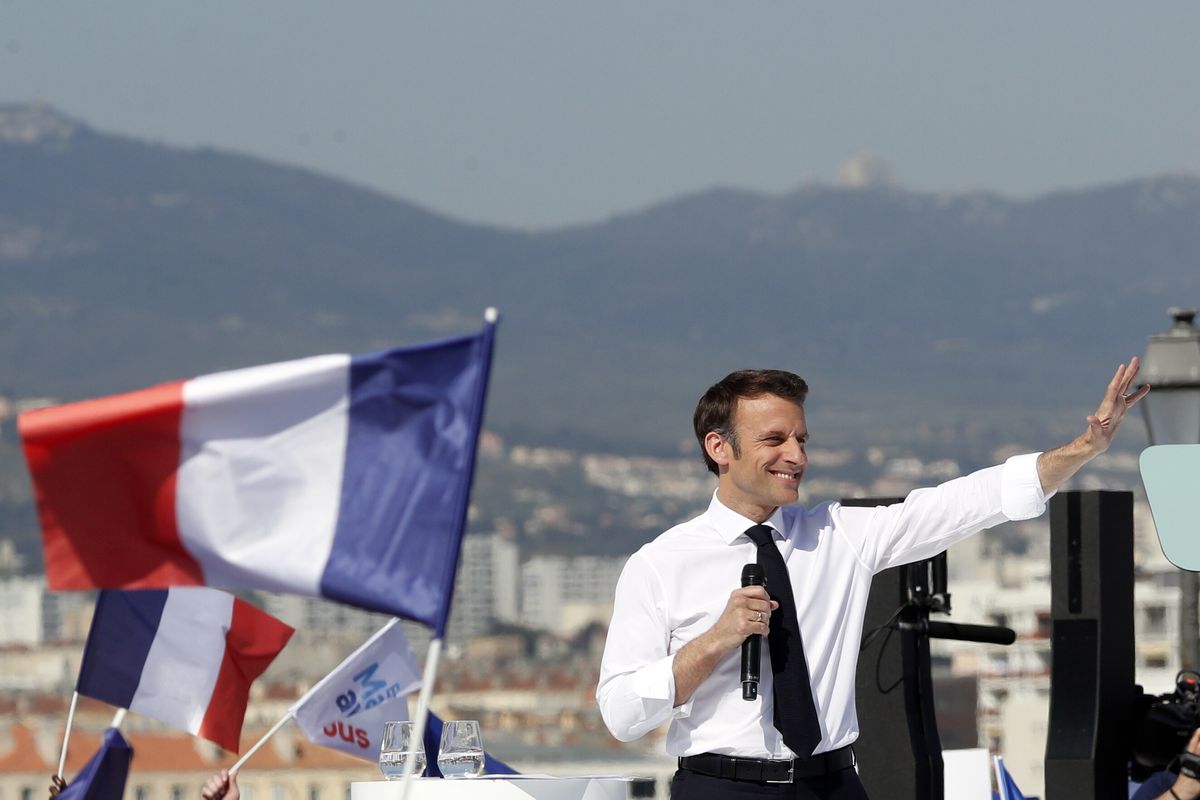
[597,361,1148,799]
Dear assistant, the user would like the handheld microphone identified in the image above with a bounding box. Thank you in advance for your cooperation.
[741,563,765,701]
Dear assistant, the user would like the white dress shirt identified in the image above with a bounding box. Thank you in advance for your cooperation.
[596,453,1049,758]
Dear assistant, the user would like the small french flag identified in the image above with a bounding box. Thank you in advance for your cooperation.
[21,322,495,631]
[76,588,294,753]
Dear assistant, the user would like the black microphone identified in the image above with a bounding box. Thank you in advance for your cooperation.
[741,563,764,701]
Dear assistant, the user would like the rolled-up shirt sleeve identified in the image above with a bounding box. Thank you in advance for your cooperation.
[596,551,692,741]
[1000,451,1051,519]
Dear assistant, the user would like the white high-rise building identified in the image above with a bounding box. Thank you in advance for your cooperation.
[0,577,94,646]
[448,534,498,642]
[0,577,44,645]
[490,535,520,625]
[521,555,626,636]
[445,532,522,642]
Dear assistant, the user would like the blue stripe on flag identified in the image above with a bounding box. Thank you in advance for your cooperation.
[321,330,490,627]
[76,590,168,707]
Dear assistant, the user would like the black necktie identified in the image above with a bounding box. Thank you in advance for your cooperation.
[745,524,822,757]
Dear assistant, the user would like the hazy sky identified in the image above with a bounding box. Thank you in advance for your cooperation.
[3,2,1198,229]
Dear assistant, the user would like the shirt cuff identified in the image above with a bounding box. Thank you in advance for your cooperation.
[631,653,695,719]
[1000,452,1051,520]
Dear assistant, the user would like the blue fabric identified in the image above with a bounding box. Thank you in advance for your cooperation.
[1131,771,1176,800]
[321,323,497,635]
[75,590,168,707]
[58,728,132,800]
[997,760,1027,800]
[422,712,518,777]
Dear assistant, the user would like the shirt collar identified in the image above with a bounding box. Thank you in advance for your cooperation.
[705,491,788,546]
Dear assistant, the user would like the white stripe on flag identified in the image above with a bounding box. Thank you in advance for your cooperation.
[131,588,232,735]
[177,354,350,594]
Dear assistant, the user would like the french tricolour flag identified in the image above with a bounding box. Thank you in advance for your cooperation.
[21,321,496,633]
[77,588,294,753]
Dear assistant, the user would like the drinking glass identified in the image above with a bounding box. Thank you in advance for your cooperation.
[378,721,425,780]
[437,720,485,778]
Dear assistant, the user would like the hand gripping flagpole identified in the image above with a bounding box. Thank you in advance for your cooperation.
[401,308,498,800]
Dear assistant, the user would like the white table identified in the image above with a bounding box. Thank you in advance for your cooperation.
[352,777,632,800]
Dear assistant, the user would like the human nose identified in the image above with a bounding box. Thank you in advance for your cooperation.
[781,437,806,464]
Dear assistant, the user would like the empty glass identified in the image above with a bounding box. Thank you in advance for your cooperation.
[437,720,485,778]
[378,721,425,780]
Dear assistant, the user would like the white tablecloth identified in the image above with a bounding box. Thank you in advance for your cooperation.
[352,777,631,800]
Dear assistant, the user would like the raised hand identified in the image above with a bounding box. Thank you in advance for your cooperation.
[1035,357,1152,494]
[1084,357,1150,454]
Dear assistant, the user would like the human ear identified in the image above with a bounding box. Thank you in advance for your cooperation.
[704,431,730,467]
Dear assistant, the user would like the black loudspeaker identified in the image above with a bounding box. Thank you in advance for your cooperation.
[1044,491,1136,800]
[856,558,939,800]
[852,497,1016,800]
[847,498,937,800]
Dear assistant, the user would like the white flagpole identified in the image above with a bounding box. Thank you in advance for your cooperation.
[231,711,295,774]
[399,637,443,800]
[110,708,127,729]
[56,691,79,780]
[401,311,491,799]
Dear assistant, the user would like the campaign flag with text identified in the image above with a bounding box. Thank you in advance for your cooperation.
[290,619,422,762]
[76,588,294,752]
[58,727,132,800]
[22,322,497,632]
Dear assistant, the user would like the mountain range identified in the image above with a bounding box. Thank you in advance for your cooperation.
[2,102,1198,458]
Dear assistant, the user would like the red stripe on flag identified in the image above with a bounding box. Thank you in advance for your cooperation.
[19,381,202,589]
[198,597,295,753]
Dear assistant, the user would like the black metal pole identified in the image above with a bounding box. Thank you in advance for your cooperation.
[899,595,944,800]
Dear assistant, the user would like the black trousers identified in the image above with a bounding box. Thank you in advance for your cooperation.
[670,767,870,800]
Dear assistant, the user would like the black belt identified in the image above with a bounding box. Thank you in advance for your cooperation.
[678,745,856,784]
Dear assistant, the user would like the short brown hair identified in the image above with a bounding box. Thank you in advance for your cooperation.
[692,370,809,475]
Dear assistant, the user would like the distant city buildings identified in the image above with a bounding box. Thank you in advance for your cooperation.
[520,555,625,637]
[0,576,93,647]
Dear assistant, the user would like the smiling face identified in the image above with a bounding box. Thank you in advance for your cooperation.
[706,393,808,522]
